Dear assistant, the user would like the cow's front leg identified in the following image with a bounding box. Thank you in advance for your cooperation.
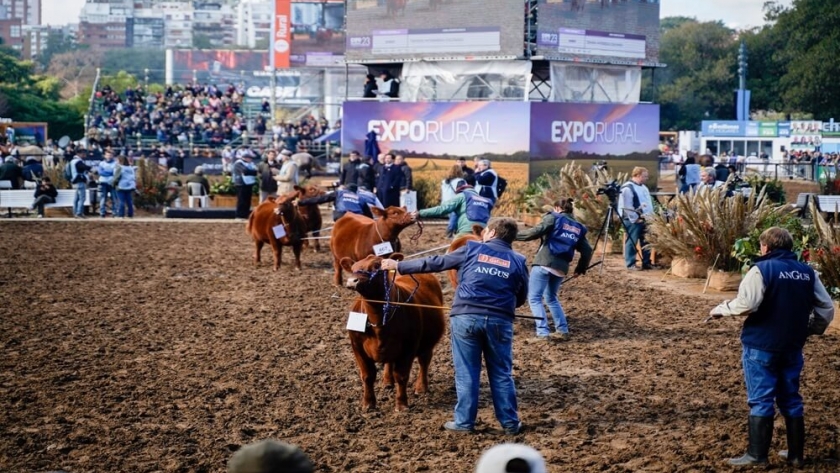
[354,353,378,411]
[292,242,302,271]
[382,363,394,390]
[269,238,282,271]
[392,358,414,412]
[414,350,433,395]
[254,240,264,265]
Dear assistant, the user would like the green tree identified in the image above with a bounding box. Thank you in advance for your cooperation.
[102,48,165,84]
[773,0,840,118]
[37,32,85,70]
[193,34,213,49]
[654,19,739,130]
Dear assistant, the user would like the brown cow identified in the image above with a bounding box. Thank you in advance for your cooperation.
[246,192,305,271]
[293,184,326,252]
[329,206,417,286]
[341,254,446,411]
[445,224,484,288]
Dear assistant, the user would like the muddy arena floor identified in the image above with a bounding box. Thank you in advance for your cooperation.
[2,220,840,472]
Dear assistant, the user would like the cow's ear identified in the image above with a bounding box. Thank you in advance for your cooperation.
[471,224,483,236]
[391,253,405,261]
[371,207,386,218]
[340,257,355,272]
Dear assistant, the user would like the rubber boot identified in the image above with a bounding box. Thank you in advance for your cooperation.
[728,416,773,466]
[778,416,805,468]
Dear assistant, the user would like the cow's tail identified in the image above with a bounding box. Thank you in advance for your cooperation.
[246,213,254,233]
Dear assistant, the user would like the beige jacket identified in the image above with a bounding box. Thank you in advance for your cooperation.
[275,159,299,194]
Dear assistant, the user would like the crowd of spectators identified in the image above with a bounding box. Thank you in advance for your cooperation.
[86,83,339,153]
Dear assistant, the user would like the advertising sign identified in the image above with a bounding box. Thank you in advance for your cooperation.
[289,0,346,66]
[345,0,521,61]
[184,157,225,176]
[272,0,292,69]
[170,50,270,83]
[529,103,660,181]
[791,120,822,149]
[778,121,791,137]
[342,101,530,187]
[536,0,660,66]
[701,121,746,137]
[758,122,778,138]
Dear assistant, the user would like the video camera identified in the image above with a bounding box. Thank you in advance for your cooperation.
[596,180,621,203]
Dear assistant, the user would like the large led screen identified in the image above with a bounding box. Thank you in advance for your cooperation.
[536,0,660,66]
[345,0,522,61]
[290,0,346,66]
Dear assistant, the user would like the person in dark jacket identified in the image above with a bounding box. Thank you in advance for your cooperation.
[257,149,279,202]
[375,153,405,208]
[31,176,58,218]
[0,156,23,189]
[357,157,376,192]
[515,198,593,340]
[232,153,258,220]
[340,151,362,187]
[395,154,412,190]
[381,217,529,435]
[708,227,834,467]
[456,157,475,186]
[22,157,44,182]
[363,74,378,98]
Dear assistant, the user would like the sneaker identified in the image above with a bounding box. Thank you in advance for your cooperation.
[550,332,568,341]
[503,422,523,435]
[36,214,43,219]
[443,421,473,433]
[530,336,551,343]
[642,263,661,270]
[627,266,641,271]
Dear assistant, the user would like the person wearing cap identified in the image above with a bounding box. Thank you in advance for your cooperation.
[228,439,313,473]
[167,167,183,208]
[258,149,279,202]
[515,198,592,341]
[68,153,91,218]
[475,443,547,473]
[232,150,258,219]
[417,179,493,237]
[186,166,211,197]
[380,218,528,435]
[275,149,299,195]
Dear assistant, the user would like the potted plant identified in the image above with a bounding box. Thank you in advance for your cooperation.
[646,185,792,285]
[210,175,238,207]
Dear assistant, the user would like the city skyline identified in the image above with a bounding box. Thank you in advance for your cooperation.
[44,0,792,29]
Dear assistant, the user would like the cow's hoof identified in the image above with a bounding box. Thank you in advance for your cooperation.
[363,403,376,412]
[414,386,428,395]
[273,267,279,272]
[395,404,409,412]
[382,383,394,391]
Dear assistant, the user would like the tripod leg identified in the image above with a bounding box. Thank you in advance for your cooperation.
[599,206,612,274]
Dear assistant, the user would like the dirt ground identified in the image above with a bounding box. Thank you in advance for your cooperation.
[2,220,840,472]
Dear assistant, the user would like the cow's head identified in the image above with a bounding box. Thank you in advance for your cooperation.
[371,206,417,229]
[294,184,325,200]
[341,253,405,293]
[272,193,298,222]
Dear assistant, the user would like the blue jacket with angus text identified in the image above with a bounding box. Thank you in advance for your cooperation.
[397,239,528,320]
[464,191,493,224]
[358,188,384,211]
[548,212,587,262]
[742,250,816,352]
[336,189,364,214]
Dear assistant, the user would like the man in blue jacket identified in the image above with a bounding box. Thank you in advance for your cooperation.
[709,227,834,467]
[381,217,529,435]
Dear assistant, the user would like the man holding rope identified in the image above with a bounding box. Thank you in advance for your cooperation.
[708,227,834,467]
[381,217,528,435]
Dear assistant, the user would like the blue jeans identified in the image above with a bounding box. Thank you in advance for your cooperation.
[116,189,134,218]
[527,265,567,336]
[99,182,116,216]
[449,314,519,431]
[73,182,86,217]
[447,212,458,234]
[624,220,650,268]
[742,346,804,417]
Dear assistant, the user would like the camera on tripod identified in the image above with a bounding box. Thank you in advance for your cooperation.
[596,180,621,203]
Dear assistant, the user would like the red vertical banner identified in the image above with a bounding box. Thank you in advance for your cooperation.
[271,0,291,69]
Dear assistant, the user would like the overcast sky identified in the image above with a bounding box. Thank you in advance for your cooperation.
[44,0,793,29]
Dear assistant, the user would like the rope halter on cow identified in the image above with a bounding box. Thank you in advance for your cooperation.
[353,268,419,327]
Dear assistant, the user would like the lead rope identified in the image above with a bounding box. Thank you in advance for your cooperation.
[408,219,424,243]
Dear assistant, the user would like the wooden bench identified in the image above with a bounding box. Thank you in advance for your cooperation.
[0,189,92,217]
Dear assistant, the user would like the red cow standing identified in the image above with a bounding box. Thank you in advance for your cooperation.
[293,184,326,252]
[329,207,417,286]
[246,192,306,271]
[341,254,446,411]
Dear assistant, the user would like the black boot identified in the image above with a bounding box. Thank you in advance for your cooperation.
[779,416,805,468]
[728,416,773,466]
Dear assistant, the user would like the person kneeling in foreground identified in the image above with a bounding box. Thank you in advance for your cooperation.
[381,217,529,434]
[708,227,834,467]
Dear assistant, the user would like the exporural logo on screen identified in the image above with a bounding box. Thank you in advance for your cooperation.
[367,120,499,144]
[550,121,641,144]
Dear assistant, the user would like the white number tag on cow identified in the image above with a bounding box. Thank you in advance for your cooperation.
[347,311,367,332]
[272,224,287,239]
[373,241,394,256]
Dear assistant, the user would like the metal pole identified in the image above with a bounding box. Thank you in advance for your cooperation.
[270,68,277,127]
[144,68,149,90]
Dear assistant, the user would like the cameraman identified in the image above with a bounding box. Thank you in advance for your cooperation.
[619,167,654,271]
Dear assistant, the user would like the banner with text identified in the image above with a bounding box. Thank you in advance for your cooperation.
[272,0,292,69]
[529,102,660,181]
